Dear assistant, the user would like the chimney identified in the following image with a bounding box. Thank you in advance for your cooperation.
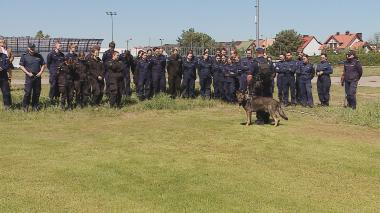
[336,32,340,35]
[345,31,350,35]
[357,33,363,41]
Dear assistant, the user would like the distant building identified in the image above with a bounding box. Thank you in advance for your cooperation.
[319,31,372,52]
[3,36,103,68]
[298,35,322,56]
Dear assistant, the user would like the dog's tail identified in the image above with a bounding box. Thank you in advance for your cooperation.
[278,105,288,120]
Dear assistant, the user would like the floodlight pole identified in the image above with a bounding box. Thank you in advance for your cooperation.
[255,0,260,48]
[106,12,117,42]
[159,38,164,47]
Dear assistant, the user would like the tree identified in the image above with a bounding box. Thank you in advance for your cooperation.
[177,28,216,48]
[267,29,302,56]
[369,32,380,50]
[35,30,50,39]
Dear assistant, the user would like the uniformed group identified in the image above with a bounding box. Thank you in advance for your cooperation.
[0,38,363,121]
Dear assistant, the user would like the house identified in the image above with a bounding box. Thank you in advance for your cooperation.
[298,35,321,56]
[320,31,372,52]
[251,39,275,50]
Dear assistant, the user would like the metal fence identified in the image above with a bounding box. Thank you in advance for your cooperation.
[4,37,103,56]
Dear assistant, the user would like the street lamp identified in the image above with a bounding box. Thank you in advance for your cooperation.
[106,11,117,42]
[126,38,132,51]
[159,38,164,47]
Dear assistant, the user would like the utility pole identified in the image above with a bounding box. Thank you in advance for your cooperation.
[255,0,260,49]
[106,11,117,42]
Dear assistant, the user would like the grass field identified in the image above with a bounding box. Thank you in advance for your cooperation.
[0,82,379,212]
[331,66,380,77]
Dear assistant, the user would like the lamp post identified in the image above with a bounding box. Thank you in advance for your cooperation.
[106,11,117,42]
[159,38,164,47]
[126,38,132,51]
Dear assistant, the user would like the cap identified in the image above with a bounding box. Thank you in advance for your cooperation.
[256,47,265,53]
[28,43,36,49]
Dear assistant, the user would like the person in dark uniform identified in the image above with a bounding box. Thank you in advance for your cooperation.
[223,57,238,103]
[47,40,65,104]
[274,54,286,103]
[316,53,333,106]
[167,48,182,99]
[106,51,124,107]
[87,45,104,106]
[119,50,134,97]
[57,57,75,110]
[297,54,315,107]
[0,48,12,110]
[151,47,167,96]
[136,51,153,101]
[239,49,254,92]
[66,43,78,61]
[247,48,274,125]
[19,43,46,111]
[197,52,213,99]
[220,55,228,100]
[73,52,90,108]
[133,50,144,90]
[282,52,297,106]
[341,51,363,110]
[295,52,304,104]
[181,50,197,99]
[102,41,116,97]
[212,54,223,99]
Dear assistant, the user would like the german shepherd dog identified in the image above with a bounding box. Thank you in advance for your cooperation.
[236,91,288,127]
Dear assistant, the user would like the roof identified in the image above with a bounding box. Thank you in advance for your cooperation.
[298,35,320,52]
[322,32,363,50]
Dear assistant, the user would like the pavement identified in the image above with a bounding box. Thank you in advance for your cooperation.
[11,76,380,88]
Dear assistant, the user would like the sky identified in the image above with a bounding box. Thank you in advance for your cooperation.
[2,0,379,48]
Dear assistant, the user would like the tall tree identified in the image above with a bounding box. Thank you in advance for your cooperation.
[35,30,50,39]
[177,28,216,48]
[267,29,302,56]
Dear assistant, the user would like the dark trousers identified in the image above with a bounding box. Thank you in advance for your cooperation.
[59,82,74,109]
[299,78,313,106]
[296,74,301,104]
[345,80,358,109]
[0,78,12,107]
[23,76,41,108]
[213,74,224,99]
[277,74,285,102]
[317,75,331,105]
[152,71,166,96]
[137,72,152,100]
[109,76,123,107]
[181,75,195,98]
[90,77,104,105]
[49,73,59,101]
[168,73,182,98]
[239,73,247,92]
[224,79,236,103]
[282,74,296,104]
[122,72,131,97]
[74,80,90,107]
[199,75,212,98]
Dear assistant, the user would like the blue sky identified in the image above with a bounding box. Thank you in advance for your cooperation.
[2,0,379,48]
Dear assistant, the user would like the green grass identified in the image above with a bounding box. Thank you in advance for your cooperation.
[0,83,379,212]
[330,66,380,77]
